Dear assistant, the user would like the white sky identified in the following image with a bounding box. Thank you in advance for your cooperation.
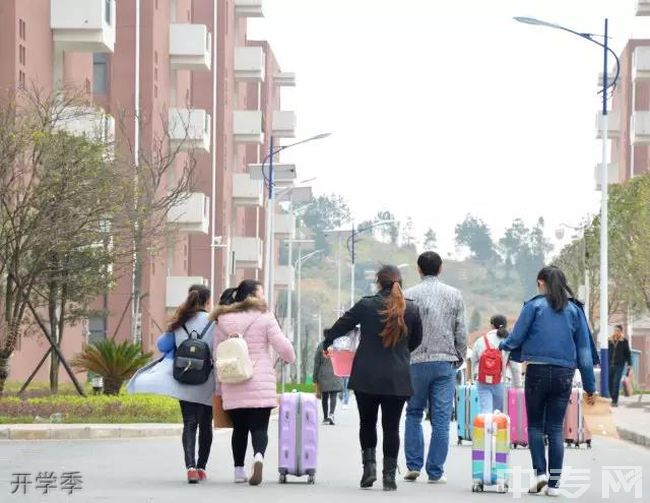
[248,0,650,258]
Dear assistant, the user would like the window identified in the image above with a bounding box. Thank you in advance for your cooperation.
[18,19,25,40]
[154,51,158,65]
[93,53,108,94]
[18,71,25,89]
[88,317,107,345]
[154,67,158,81]
[19,45,25,66]
[154,85,158,98]
[155,0,159,10]
[104,0,111,24]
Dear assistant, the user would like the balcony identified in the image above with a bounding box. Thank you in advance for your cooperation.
[637,0,650,16]
[167,193,210,235]
[633,46,650,81]
[235,47,265,82]
[235,0,263,17]
[248,163,297,184]
[233,173,263,207]
[170,24,211,71]
[166,276,209,308]
[595,110,620,139]
[168,108,211,153]
[231,237,263,269]
[274,265,295,290]
[272,111,296,138]
[274,213,296,239]
[56,106,115,144]
[51,0,116,53]
[274,72,296,87]
[233,111,264,143]
[631,111,650,144]
[594,163,619,191]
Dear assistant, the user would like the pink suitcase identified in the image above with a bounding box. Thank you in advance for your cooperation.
[507,387,528,448]
[278,392,319,483]
[563,388,592,448]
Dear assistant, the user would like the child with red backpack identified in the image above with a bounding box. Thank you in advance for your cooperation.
[470,315,513,413]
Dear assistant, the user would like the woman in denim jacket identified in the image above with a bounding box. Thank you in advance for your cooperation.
[499,266,597,497]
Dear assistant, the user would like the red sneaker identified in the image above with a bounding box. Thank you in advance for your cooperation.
[197,469,207,481]
[187,468,199,484]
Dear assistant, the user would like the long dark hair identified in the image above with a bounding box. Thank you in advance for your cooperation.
[218,279,262,306]
[168,284,211,331]
[377,265,408,348]
[537,266,574,312]
[490,314,509,338]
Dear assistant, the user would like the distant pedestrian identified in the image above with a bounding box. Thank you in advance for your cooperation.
[212,280,295,486]
[127,284,216,484]
[324,265,422,491]
[403,251,467,484]
[470,315,520,413]
[499,266,597,496]
[313,337,343,425]
[608,324,632,407]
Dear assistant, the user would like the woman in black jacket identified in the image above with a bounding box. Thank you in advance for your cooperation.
[324,265,423,491]
[608,324,632,407]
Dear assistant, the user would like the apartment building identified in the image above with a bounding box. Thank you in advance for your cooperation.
[598,1,650,386]
[2,0,298,383]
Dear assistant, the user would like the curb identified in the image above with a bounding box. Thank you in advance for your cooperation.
[0,424,185,441]
[617,426,650,448]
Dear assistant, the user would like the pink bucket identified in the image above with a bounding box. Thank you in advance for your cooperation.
[330,350,355,377]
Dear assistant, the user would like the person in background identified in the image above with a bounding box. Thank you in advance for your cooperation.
[324,265,423,491]
[128,284,215,484]
[470,315,520,413]
[403,251,467,484]
[499,266,597,497]
[212,280,295,486]
[313,335,343,425]
[608,324,632,407]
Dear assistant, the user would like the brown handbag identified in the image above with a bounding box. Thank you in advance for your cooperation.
[213,395,233,428]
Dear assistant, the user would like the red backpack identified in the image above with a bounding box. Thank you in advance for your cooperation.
[478,335,503,385]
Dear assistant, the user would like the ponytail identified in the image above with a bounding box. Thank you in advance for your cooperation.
[537,266,574,312]
[218,288,237,306]
[377,265,408,348]
[490,314,508,338]
[218,280,262,306]
[168,284,211,331]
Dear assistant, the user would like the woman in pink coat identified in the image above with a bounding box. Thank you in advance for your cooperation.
[212,280,295,486]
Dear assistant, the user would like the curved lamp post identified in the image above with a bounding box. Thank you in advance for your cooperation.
[261,133,331,314]
[514,16,620,396]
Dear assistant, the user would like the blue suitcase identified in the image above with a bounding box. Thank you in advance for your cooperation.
[456,384,480,444]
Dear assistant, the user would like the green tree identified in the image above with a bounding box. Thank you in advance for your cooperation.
[301,194,351,252]
[455,214,495,262]
[423,228,438,251]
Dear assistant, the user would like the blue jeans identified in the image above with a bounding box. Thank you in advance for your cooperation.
[341,377,350,405]
[405,361,456,480]
[525,364,574,489]
[476,383,505,414]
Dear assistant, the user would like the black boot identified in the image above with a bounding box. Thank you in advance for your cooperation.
[383,457,398,491]
[360,448,377,488]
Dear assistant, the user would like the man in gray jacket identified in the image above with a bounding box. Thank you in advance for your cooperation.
[404,251,467,484]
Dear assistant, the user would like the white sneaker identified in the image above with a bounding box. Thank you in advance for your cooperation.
[546,487,560,497]
[428,475,448,484]
[529,475,549,494]
[249,453,264,486]
[404,470,420,482]
[234,466,247,483]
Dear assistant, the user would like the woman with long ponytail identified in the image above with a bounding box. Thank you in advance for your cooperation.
[499,266,597,496]
[323,265,422,491]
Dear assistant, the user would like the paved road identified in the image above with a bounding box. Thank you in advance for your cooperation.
[1,403,649,502]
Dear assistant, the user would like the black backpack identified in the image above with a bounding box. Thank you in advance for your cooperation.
[173,321,214,385]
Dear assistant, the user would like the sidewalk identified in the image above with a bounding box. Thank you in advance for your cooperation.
[612,394,650,447]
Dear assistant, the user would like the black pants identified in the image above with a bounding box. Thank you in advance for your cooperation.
[179,401,213,469]
[229,407,273,467]
[609,364,625,405]
[322,391,338,418]
[355,392,408,458]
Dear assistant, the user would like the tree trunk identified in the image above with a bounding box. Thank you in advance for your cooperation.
[131,227,144,346]
[48,280,60,394]
[0,320,21,395]
[0,351,10,395]
[103,377,123,395]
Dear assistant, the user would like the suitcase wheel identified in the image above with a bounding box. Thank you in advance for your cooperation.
[279,474,287,484]
[307,474,316,485]
[512,443,517,449]
[587,440,592,448]
[457,436,463,446]
[472,482,484,493]
[497,483,508,494]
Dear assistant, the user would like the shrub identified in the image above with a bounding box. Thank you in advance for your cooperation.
[70,339,152,395]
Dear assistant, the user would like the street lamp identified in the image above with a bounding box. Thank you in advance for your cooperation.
[262,133,331,314]
[295,248,324,383]
[514,16,620,397]
[346,220,397,307]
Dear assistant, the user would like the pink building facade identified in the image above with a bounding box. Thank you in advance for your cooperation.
[2,0,296,384]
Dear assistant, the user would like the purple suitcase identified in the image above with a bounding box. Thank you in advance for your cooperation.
[278,392,318,483]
